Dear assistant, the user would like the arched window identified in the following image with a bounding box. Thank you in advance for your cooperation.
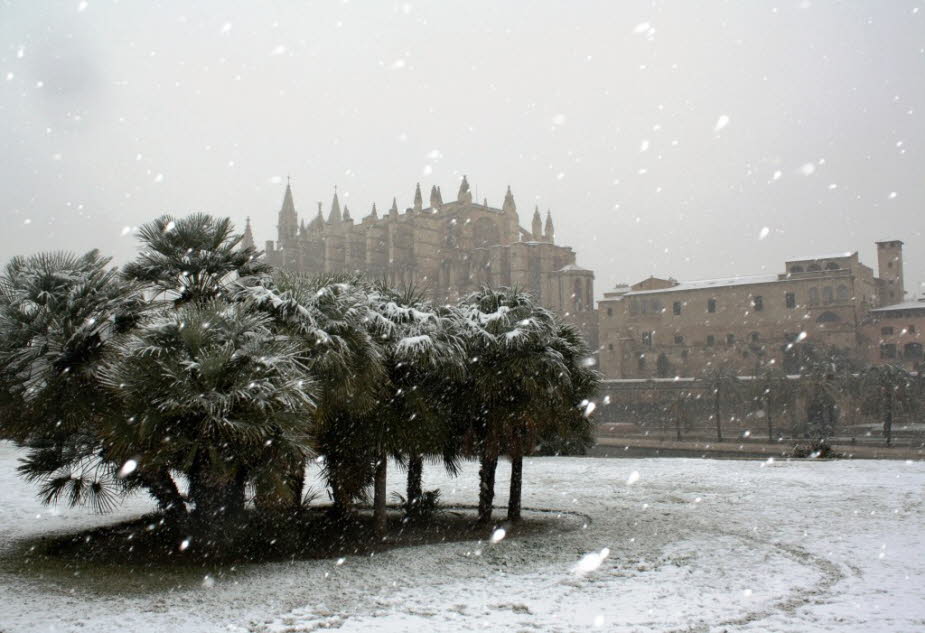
[836,285,850,301]
[825,262,840,270]
[707,298,717,313]
[808,263,822,272]
[606,307,613,317]
[753,295,764,311]
[808,287,819,305]
[816,311,840,323]
[822,286,834,304]
[790,265,804,274]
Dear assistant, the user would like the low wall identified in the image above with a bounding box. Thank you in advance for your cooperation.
[592,377,924,446]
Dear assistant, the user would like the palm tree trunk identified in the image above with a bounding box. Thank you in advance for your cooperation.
[766,395,774,442]
[884,388,893,447]
[373,453,387,536]
[326,454,350,519]
[714,388,723,442]
[289,459,306,511]
[675,400,683,441]
[478,451,498,525]
[507,450,523,522]
[406,453,423,515]
[139,468,187,518]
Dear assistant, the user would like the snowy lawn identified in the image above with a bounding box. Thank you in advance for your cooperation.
[0,441,922,632]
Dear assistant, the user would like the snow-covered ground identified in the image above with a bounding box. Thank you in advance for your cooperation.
[1,441,923,633]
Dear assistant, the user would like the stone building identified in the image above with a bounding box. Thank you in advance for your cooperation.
[598,240,919,378]
[255,177,597,347]
[859,300,925,372]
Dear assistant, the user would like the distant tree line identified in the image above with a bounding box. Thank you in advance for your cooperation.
[621,345,923,450]
[0,214,599,536]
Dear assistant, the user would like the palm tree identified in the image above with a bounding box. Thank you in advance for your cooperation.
[365,285,467,530]
[506,319,599,522]
[124,213,269,306]
[753,366,794,441]
[0,250,184,515]
[796,351,848,445]
[857,364,919,446]
[100,301,316,526]
[460,287,586,525]
[700,366,740,442]
[236,272,383,517]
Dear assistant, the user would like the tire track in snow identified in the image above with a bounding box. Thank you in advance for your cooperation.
[664,527,846,633]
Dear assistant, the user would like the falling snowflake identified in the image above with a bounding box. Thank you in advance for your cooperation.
[758,226,770,240]
[117,459,137,478]
[714,114,730,131]
[626,470,640,486]
[573,547,610,576]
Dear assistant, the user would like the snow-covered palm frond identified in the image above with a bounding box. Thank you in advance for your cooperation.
[101,301,318,466]
[124,213,269,305]
[0,250,146,444]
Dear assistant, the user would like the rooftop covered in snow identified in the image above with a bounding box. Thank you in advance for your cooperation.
[621,273,782,296]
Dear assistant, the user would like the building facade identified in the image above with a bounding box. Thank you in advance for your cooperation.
[598,241,922,378]
[252,178,597,347]
[859,300,925,372]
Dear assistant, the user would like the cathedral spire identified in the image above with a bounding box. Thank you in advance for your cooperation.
[544,210,555,243]
[457,175,472,203]
[369,202,378,220]
[502,185,516,214]
[241,217,256,250]
[531,206,542,241]
[413,183,423,212]
[389,196,399,218]
[343,205,352,223]
[430,184,443,209]
[327,187,342,223]
[277,182,298,241]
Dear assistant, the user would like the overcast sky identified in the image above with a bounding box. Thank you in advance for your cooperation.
[2,0,923,300]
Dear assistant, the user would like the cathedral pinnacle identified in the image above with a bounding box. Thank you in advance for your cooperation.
[544,210,555,243]
[502,185,516,214]
[531,206,542,241]
[430,185,443,209]
[413,183,423,212]
[369,202,378,220]
[457,175,472,203]
[277,182,298,241]
[328,187,342,223]
[242,216,256,250]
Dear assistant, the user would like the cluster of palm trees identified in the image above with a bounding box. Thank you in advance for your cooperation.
[0,214,599,535]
